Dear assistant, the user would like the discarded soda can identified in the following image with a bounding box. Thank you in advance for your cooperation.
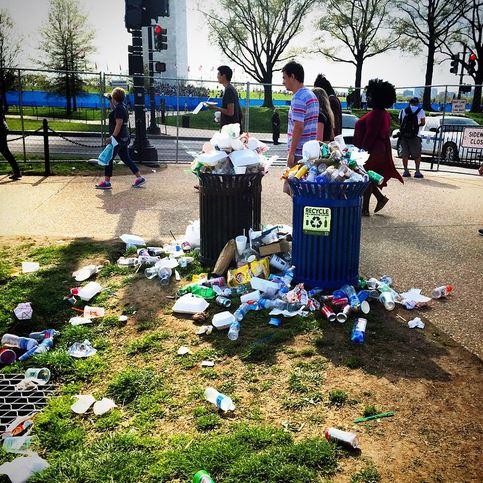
[0,348,17,365]
[147,247,164,256]
[181,241,192,252]
[431,284,453,299]
[367,170,384,185]
[336,304,351,323]
[193,470,215,483]
[321,305,336,322]
[204,277,226,287]
[325,427,360,449]
[215,296,231,308]
[331,297,349,308]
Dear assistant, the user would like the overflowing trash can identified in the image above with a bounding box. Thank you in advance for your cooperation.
[199,173,263,266]
[289,179,368,289]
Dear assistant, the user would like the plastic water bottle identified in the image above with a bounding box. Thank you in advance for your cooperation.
[306,166,318,182]
[158,267,172,285]
[1,335,38,351]
[216,296,231,308]
[18,338,53,362]
[29,329,59,341]
[282,267,295,286]
[227,321,240,341]
[234,303,255,321]
[351,318,367,344]
[204,387,235,412]
[432,284,453,299]
[341,285,360,309]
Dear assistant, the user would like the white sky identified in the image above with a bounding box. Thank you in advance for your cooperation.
[2,0,468,91]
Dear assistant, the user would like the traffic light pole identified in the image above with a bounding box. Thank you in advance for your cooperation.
[146,26,160,134]
[129,28,158,164]
[458,45,467,99]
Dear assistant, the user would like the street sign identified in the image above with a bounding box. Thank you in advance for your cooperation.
[451,99,466,114]
[461,127,483,149]
[303,206,331,235]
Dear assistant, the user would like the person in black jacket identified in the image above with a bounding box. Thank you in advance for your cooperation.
[271,109,280,144]
[0,90,21,180]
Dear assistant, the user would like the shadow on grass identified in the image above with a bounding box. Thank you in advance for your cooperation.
[313,306,452,382]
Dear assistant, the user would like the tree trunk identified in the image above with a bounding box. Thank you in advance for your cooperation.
[65,72,72,116]
[262,82,273,109]
[353,59,363,109]
[470,71,482,113]
[423,43,435,111]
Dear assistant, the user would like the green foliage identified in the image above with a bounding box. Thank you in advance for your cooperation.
[351,464,381,483]
[107,368,163,405]
[95,409,123,432]
[328,390,348,407]
[345,356,363,369]
[194,408,221,432]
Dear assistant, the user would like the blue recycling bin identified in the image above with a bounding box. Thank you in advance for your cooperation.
[288,179,369,290]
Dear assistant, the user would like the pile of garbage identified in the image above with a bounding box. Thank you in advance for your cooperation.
[282,137,382,185]
[0,330,58,365]
[190,123,277,176]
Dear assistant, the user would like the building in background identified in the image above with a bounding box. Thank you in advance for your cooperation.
[142,0,188,82]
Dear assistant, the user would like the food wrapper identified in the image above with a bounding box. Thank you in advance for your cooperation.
[227,257,270,287]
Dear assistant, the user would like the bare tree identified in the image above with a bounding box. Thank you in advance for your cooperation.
[395,0,468,111]
[0,8,22,111]
[444,1,482,112]
[203,0,318,108]
[38,0,95,115]
[314,0,400,108]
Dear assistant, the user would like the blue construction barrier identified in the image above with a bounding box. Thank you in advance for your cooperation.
[5,90,470,113]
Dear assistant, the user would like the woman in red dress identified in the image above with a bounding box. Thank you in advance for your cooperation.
[353,79,403,216]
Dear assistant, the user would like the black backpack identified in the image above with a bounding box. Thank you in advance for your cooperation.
[400,106,421,139]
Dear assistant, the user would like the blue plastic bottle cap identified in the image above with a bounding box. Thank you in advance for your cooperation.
[269,317,282,327]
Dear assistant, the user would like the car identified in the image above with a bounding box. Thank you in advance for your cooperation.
[341,113,358,143]
[390,115,480,162]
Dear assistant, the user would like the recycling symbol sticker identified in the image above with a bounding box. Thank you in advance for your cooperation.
[303,206,331,235]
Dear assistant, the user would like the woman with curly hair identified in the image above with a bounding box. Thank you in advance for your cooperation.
[353,79,403,216]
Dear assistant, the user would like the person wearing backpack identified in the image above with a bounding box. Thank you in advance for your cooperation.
[398,97,425,178]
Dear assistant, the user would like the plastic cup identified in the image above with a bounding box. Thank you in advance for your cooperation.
[235,235,247,256]
[0,348,17,365]
[24,368,51,385]
[269,255,289,272]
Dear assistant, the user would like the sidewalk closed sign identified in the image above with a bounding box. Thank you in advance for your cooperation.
[451,99,466,114]
[461,127,483,149]
[303,206,331,235]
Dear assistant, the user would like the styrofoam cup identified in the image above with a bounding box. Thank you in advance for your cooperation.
[235,236,247,255]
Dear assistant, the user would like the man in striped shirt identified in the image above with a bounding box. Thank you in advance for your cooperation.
[282,61,319,168]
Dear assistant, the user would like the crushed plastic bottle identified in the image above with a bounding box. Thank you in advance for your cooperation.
[341,285,360,309]
[1,335,38,351]
[351,318,367,344]
[19,338,54,362]
[227,321,241,341]
[216,296,231,308]
[204,387,235,412]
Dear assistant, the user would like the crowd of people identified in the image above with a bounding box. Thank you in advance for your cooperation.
[154,82,210,97]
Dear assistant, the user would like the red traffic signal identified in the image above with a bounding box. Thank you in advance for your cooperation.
[469,53,477,61]
[154,24,161,34]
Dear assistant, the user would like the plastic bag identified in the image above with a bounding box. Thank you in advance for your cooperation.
[97,143,114,166]
[184,220,200,248]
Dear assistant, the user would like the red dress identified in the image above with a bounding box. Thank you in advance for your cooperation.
[353,108,403,187]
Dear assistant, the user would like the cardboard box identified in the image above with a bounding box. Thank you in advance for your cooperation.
[259,239,291,257]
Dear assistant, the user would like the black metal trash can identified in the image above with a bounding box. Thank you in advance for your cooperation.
[182,115,190,128]
[199,173,262,266]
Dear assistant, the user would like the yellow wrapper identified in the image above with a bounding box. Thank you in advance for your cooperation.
[227,257,270,287]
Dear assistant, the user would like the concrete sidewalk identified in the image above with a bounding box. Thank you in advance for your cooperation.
[0,166,482,358]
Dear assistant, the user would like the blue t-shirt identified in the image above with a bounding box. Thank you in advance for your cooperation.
[288,87,319,157]
[108,103,129,141]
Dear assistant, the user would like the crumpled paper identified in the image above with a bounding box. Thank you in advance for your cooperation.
[14,303,33,320]
[408,317,425,329]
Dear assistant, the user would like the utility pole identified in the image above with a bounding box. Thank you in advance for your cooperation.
[458,45,467,99]
[146,26,160,134]
[128,27,158,163]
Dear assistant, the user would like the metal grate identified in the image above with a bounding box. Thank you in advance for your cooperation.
[0,373,55,433]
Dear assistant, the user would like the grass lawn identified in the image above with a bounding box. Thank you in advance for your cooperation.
[6,118,103,133]
[0,238,480,481]
[6,106,104,121]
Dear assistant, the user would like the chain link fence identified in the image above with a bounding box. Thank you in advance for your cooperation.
[2,68,482,173]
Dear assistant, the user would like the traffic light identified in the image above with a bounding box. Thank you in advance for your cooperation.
[125,0,143,29]
[449,54,459,74]
[144,0,169,19]
[155,62,166,73]
[468,53,477,75]
[154,25,168,51]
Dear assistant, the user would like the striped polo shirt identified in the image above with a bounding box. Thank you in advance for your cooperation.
[287,87,319,157]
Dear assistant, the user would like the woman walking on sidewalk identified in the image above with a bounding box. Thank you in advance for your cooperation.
[96,88,145,190]
[353,79,403,216]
